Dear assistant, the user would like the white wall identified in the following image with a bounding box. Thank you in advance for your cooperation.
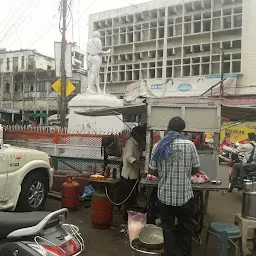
[0,50,34,72]
[35,55,55,70]
[237,0,256,95]
[0,50,55,73]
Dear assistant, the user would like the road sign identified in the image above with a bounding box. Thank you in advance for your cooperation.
[52,78,76,97]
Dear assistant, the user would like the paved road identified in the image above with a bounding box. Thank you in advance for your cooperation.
[45,165,255,255]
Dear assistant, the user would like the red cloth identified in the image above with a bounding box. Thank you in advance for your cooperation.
[193,136,200,146]
[221,136,231,149]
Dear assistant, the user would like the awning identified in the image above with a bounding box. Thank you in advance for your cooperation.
[75,101,256,122]
[29,113,48,118]
[221,105,256,121]
[75,104,147,117]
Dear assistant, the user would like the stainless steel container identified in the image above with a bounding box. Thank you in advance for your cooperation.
[130,239,164,256]
[242,181,256,219]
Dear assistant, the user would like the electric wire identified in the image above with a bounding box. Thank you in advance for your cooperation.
[0,0,28,38]
[0,0,40,46]
[105,180,139,206]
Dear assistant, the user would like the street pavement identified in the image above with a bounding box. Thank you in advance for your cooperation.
[45,165,255,256]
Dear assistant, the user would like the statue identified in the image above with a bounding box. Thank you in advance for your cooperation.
[86,31,111,94]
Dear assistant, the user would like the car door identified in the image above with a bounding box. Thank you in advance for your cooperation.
[0,149,8,201]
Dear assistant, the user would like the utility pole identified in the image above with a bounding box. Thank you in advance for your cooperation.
[212,49,225,98]
[60,0,68,127]
[220,51,225,98]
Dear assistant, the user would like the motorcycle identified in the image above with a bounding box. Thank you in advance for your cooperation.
[0,208,84,256]
[219,142,244,167]
[228,165,256,192]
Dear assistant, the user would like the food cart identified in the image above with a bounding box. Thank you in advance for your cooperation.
[77,96,228,234]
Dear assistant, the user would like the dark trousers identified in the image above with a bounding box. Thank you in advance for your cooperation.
[239,163,256,183]
[121,177,137,221]
[159,199,193,256]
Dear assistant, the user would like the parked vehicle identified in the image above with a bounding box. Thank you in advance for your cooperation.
[228,166,256,192]
[0,208,84,256]
[219,144,244,167]
[0,124,54,212]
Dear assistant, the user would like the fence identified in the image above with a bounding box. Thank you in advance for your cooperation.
[4,127,129,173]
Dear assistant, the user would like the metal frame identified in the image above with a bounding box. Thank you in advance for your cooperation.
[75,96,222,181]
[144,97,222,182]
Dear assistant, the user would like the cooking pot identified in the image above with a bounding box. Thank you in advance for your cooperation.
[130,238,164,256]
[138,225,164,250]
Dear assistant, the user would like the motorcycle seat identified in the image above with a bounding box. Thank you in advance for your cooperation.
[0,211,54,239]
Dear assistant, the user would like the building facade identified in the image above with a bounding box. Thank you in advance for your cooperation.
[88,0,256,97]
[0,49,87,124]
[72,44,86,69]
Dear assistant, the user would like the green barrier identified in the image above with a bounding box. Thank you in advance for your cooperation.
[50,155,121,171]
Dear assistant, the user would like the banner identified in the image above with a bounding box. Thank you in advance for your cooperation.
[205,122,256,144]
[124,74,237,102]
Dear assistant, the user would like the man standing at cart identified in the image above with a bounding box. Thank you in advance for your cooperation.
[121,126,145,221]
[149,116,200,256]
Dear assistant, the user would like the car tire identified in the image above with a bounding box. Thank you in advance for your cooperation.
[16,172,48,212]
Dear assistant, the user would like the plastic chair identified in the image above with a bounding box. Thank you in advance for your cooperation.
[235,214,256,255]
[205,221,243,256]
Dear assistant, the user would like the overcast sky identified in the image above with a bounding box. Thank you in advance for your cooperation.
[0,0,147,57]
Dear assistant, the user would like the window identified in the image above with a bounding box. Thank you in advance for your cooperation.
[37,81,46,92]
[47,65,52,70]
[27,82,34,92]
[4,82,10,93]
[28,55,34,70]
[0,58,3,72]
[14,83,23,92]
[13,57,18,72]
[21,56,25,69]
[70,80,80,93]
[6,58,9,71]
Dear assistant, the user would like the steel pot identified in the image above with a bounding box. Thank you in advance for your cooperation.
[138,225,164,250]
[242,190,256,219]
[243,180,253,191]
[130,238,164,256]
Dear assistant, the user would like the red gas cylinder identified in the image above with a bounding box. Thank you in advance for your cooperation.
[61,177,80,211]
[91,191,113,229]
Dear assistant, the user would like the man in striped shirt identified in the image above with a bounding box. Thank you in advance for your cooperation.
[149,117,200,256]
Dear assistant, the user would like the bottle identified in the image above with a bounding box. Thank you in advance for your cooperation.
[112,168,117,179]
[100,165,105,176]
[104,166,110,178]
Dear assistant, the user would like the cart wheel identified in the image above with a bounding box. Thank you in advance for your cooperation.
[192,191,204,234]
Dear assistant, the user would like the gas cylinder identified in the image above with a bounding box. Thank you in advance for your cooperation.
[91,191,113,229]
[61,177,80,211]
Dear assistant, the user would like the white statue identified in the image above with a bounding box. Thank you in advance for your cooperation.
[86,31,111,94]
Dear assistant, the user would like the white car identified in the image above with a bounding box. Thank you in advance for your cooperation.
[0,144,54,211]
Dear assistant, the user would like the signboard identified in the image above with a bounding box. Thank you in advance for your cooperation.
[52,78,76,97]
[205,122,256,144]
[54,42,72,78]
[124,74,237,102]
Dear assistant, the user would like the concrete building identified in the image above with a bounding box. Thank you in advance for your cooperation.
[72,44,86,69]
[88,0,256,98]
[0,49,87,124]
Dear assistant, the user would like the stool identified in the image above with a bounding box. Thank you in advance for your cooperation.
[235,214,256,255]
[205,221,243,256]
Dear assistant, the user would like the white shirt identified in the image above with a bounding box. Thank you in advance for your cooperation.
[121,136,141,180]
[237,141,256,163]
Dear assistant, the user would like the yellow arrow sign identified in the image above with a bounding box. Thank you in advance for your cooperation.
[52,78,76,97]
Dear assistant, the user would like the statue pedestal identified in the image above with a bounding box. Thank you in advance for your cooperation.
[68,93,124,134]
